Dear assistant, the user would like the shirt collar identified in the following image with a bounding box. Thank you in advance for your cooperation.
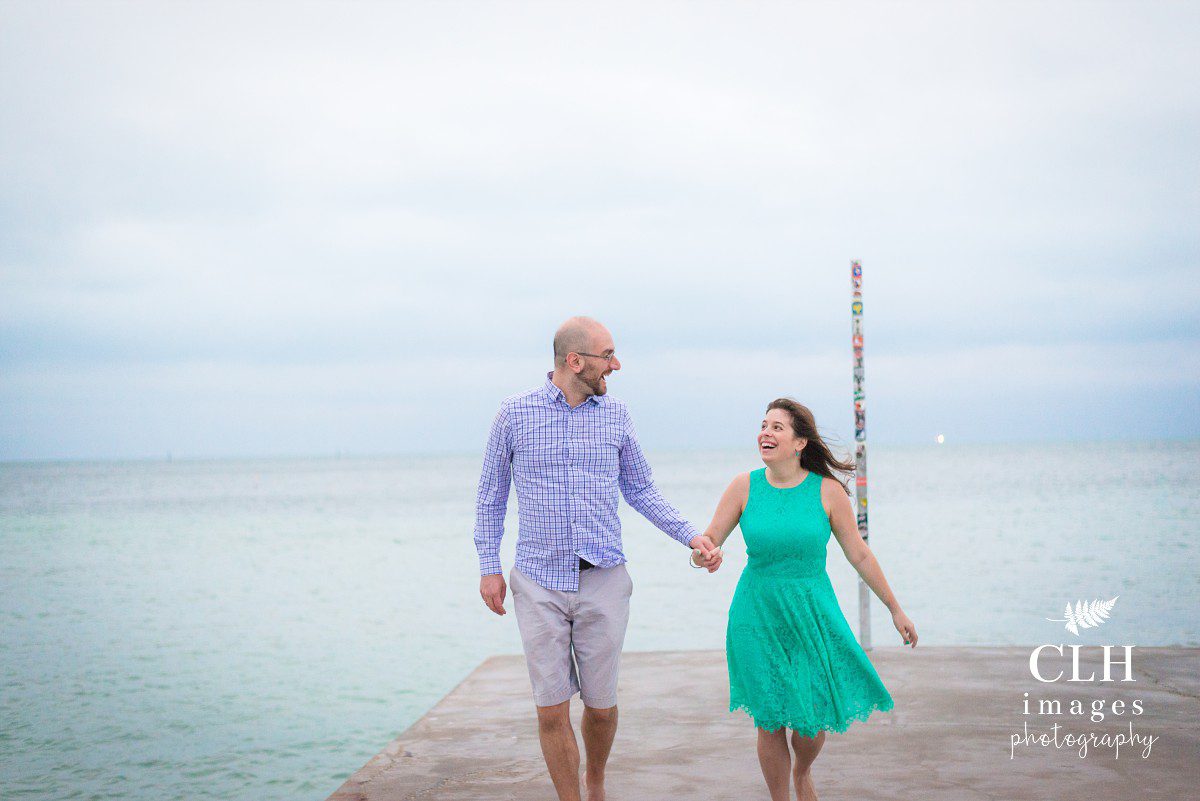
[543,371,605,407]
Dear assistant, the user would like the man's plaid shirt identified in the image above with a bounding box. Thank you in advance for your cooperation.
[473,372,698,591]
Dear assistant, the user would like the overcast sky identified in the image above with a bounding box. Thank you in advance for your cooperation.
[1,1,1197,460]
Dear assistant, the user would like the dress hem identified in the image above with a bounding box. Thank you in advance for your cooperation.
[729,697,895,737]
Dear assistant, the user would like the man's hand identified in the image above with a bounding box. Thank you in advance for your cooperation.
[480,574,507,616]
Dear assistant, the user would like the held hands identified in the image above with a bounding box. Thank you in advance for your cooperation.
[892,608,918,648]
[691,548,722,572]
[480,574,507,616]
[689,534,723,573]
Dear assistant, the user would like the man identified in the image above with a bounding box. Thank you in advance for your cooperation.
[473,315,719,801]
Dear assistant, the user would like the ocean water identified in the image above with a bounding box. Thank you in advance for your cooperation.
[1,441,1197,800]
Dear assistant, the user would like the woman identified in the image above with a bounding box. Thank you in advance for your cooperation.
[692,398,918,801]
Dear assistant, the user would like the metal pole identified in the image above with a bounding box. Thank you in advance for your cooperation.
[851,259,871,650]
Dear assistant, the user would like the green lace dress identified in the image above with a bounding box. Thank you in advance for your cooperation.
[726,467,894,735]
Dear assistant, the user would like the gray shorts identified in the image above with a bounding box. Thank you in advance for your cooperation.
[509,563,633,709]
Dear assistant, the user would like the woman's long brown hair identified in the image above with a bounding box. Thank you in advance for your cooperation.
[766,398,855,495]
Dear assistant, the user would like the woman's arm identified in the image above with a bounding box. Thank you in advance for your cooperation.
[825,478,918,647]
[706,472,750,547]
[689,473,750,570]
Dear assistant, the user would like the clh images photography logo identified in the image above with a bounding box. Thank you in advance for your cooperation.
[1010,594,1158,760]
[1045,596,1120,637]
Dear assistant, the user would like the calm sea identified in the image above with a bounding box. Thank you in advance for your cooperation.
[2,442,1198,800]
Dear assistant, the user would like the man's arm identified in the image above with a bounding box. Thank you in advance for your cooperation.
[474,405,512,578]
[617,407,712,553]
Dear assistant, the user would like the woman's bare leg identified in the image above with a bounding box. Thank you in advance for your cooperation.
[756,727,791,801]
[789,730,826,801]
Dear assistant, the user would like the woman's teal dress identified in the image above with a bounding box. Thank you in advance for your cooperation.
[726,467,894,735]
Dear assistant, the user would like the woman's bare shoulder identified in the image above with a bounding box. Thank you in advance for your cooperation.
[727,471,751,497]
[730,472,752,508]
[820,474,851,498]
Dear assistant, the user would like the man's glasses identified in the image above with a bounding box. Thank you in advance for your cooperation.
[574,351,617,365]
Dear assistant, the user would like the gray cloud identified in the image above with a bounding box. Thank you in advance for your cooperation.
[1,1,1197,459]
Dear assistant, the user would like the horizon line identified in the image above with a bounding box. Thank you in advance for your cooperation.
[2,435,1198,467]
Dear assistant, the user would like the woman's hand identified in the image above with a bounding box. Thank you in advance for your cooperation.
[892,609,917,648]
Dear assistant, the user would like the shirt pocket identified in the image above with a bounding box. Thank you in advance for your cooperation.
[576,432,621,481]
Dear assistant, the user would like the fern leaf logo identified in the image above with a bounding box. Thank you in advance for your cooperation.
[1046,597,1119,636]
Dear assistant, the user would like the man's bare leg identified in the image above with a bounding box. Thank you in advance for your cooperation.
[536,701,581,801]
[581,704,618,801]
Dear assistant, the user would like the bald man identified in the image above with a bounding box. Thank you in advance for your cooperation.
[473,316,719,801]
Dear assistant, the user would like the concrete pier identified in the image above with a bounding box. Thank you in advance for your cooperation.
[327,647,1199,800]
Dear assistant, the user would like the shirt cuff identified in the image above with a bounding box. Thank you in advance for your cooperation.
[478,553,503,576]
[675,525,701,549]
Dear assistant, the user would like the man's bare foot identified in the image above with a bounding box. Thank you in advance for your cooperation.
[584,769,606,801]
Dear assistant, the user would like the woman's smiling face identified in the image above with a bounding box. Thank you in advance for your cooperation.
[758,408,807,465]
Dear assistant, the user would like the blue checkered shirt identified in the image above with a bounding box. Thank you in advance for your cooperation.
[473,372,699,592]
